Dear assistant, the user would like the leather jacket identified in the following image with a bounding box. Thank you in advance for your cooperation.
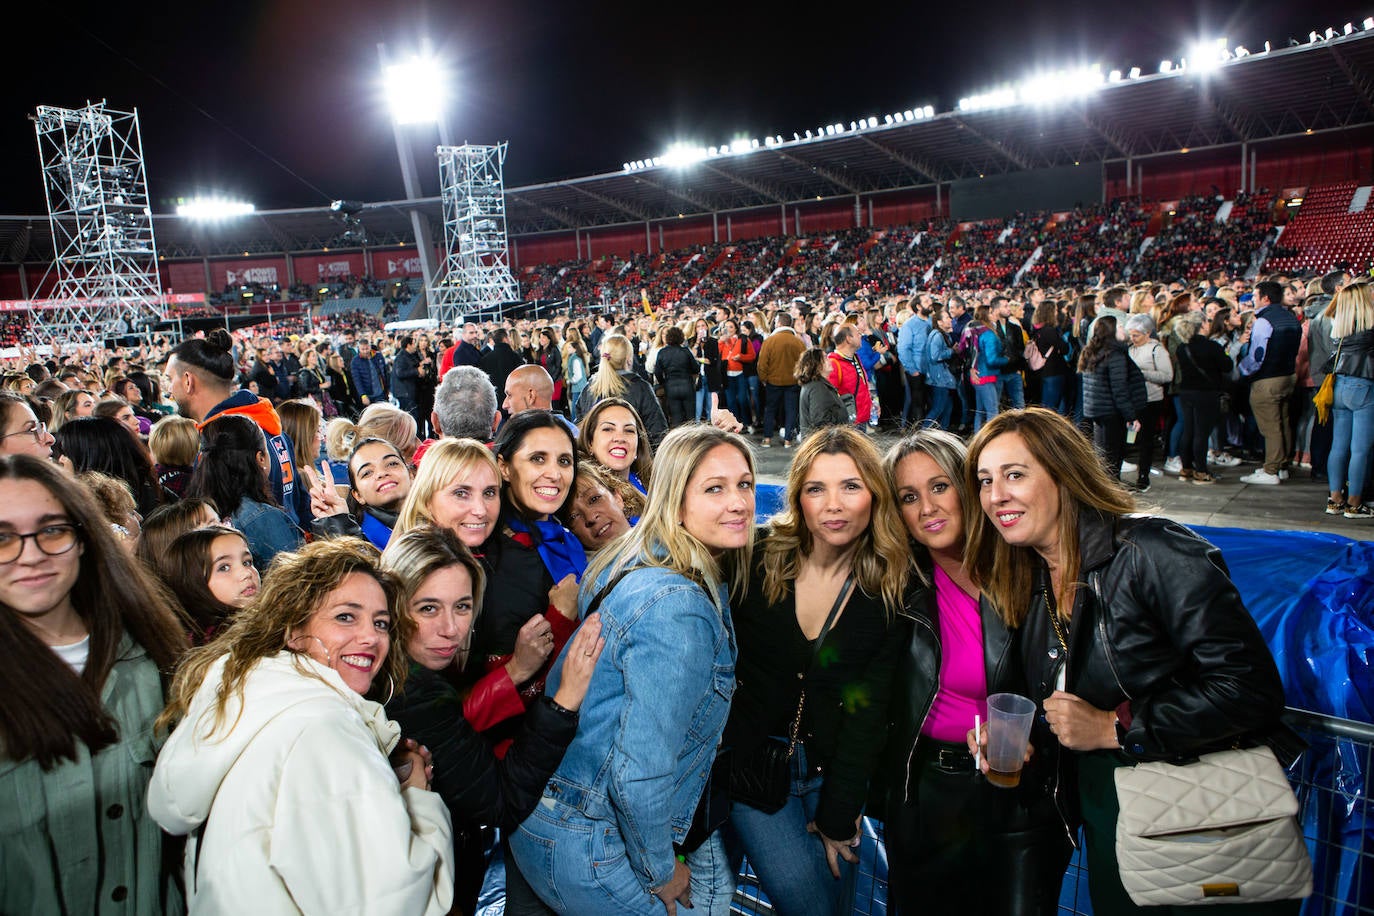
[1332,328,1374,381]
[1018,509,1297,836]
[883,559,1057,818]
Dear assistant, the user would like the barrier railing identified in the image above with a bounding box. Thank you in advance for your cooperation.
[730,708,1374,916]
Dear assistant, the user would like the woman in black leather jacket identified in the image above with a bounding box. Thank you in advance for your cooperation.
[382,524,604,916]
[881,428,1069,915]
[964,408,1296,914]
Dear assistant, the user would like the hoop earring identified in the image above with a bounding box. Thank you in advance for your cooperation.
[379,672,395,706]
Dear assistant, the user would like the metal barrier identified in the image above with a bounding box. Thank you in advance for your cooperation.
[730,708,1374,916]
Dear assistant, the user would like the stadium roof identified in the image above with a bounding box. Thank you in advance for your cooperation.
[3,29,1373,263]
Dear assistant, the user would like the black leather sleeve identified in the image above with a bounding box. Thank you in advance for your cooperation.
[390,673,579,831]
[1107,521,1287,761]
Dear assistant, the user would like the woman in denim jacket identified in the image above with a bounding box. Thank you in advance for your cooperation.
[511,425,756,915]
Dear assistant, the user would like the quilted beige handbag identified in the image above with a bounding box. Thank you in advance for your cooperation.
[1114,746,1312,906]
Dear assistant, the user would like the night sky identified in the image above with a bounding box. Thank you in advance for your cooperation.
[6,0,1371,215]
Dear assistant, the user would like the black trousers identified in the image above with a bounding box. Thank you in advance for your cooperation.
[1092,414,1129,480]
[887,740,1071,915]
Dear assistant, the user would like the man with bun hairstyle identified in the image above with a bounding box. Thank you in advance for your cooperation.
[165,329,302,526]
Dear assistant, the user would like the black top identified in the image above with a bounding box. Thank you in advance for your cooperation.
[1030,324,1069,378]
[386,662,578,834]
[1176,336,1232,391]
[724,536,903,839]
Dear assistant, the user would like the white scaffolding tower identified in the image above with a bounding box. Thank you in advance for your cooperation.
[32,101,164,343]
[428,143,520,325]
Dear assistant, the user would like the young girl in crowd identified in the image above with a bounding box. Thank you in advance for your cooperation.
[0,455,188,915]
[148,414,200,498]
[156,525,259,641]
[303,436,413,550]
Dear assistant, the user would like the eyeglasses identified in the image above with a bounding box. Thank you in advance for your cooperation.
[1,421,48,443]
[0,523,81,564]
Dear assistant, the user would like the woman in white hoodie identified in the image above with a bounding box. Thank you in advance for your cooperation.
[148,537,454,915]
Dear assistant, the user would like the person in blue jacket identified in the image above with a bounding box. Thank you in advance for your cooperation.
[350,338,389,409]
[925,307,960,430]
[510,424,756,916]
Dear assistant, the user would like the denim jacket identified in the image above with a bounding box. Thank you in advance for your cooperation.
[540,560,736,892]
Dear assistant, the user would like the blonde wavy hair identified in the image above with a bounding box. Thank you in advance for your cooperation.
[759,426,909,611]
[393,438,500,538]
[583,424,754,609]
[157,537,407,736]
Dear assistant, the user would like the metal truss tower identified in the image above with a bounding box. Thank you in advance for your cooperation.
[428,143,520,324]
[32,101,164,343]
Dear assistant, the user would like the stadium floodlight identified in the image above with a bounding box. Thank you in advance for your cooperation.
[1234,46,1250,57]
[1109,69,1123,82]
[661,143,709,168]
[1188,38,1228,73]
[1159,60,1174,73]
[1263,41,1272,52]
[1344,22,1355,34]
[1019,67,1104,105]
[923,105,934,117]
[177,196,255,221]
[1325,27,1336,39]
[1365,17,1374,30]
[383,54,446,125]
[1309,31,1320,42]
[1129,66,1142,78]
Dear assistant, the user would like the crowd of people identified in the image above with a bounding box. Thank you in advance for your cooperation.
[0,237,1367,916]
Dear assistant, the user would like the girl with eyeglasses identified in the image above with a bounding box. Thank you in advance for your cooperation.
[0,455,189,914]
[0,391,55,460]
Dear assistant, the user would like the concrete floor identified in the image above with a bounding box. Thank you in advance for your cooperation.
[744,428,1373,541]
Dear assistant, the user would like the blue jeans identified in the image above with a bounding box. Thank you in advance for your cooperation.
[998,372,1025,409]
[568,382,587,421]
[725,745,857,916]
[973,383,1000,432]
[512,806,735,915]
[724,373,751,426]
[745,375,761,424]
[1328,375,1374,500]
[1168,394,1185,458]
[927,386,955,430]
[1039,374,1068,415]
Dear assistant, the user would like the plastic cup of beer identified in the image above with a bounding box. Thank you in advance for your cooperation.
[985,693,1036,788]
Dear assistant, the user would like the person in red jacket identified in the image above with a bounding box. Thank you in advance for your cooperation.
[827,325,873,427]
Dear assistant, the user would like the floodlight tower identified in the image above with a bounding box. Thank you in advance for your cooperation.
[32,101,164,343]
[429,143,520,324]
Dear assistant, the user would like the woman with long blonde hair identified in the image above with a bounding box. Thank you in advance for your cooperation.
[510,425,756,915]
[723,425,908,915]
[1323,280,1374,518]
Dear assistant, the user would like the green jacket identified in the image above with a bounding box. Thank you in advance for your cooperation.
[0,634,182,915]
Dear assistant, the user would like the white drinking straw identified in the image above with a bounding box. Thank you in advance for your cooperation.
[974,714,981,771]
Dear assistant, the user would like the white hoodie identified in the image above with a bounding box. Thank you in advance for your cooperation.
[148,652,454,915]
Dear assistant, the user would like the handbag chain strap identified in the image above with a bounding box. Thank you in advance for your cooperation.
[788,573,855,757]
[1045,579,1069,656]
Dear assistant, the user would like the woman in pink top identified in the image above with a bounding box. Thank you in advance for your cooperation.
[881,428,1069,915]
